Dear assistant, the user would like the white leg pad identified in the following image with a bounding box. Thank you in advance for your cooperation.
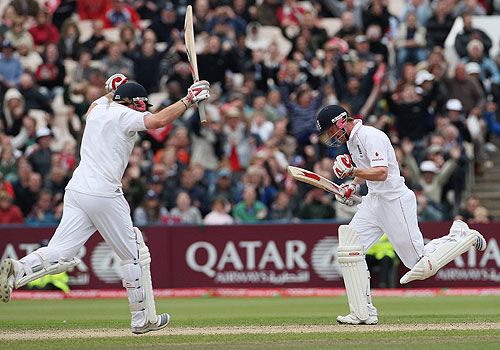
[337,225,369,321]
[134,227,158,325]
[16,247,80,288]
[121,260,147,327]
[400,230,482,284]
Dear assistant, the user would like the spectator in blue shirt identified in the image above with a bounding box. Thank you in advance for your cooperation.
[0,40,22,88]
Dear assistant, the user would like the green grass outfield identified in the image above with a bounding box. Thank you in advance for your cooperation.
[0,295,499,349]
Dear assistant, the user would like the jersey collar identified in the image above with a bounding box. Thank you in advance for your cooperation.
[348,119,362,140]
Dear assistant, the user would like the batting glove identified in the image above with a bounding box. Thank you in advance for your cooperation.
[333,154,355,179]
[182,80,210,108]
[105,73,128,93]
[335,183,360,206]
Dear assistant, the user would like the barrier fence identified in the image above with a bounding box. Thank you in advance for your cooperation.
[0,222,498,290]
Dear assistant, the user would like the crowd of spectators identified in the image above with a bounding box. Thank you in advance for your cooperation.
[0,0,499,227]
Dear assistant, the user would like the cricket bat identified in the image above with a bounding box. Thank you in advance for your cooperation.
[184,5,207,123]
[287,166,361,203]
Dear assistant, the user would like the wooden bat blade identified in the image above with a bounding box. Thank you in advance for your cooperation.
[287,166,361,203]
[184,5,207,123]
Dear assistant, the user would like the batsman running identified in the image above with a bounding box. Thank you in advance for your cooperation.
[316,105,486,325]
[0,74,210,334]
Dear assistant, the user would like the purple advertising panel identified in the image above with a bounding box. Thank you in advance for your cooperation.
[0,222,498,289]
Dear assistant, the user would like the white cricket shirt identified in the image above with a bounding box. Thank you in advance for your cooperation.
[66,100,148,197]
[347,120,407,200]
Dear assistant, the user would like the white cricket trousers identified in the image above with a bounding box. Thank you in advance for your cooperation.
[19,190,146,327]
[349,188,425,269]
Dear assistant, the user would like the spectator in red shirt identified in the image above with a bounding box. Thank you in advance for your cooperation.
[103,0,141,29]
[77,0,112,20]
[28,8,60,49]
[0,191,24,224]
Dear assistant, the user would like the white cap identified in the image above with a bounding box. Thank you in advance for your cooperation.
[420,160,438,173]
[36,127,53,140]
[465,62,481,74]
[415,70,434,85]
[446,99,463,112]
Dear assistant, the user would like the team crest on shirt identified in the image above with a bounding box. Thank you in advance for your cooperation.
[372,151,384,162]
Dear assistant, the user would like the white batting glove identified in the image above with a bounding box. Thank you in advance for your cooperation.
[105,73,128,93]
[333,154,355,179]
[182,80,210,108]
[335,183,360,206]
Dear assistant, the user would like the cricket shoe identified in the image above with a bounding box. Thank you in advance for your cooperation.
[337,304,378,325]
[132,313,170,334]
[0,259,15,303]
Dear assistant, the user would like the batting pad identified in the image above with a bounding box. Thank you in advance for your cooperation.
[337,225,369,321]
[135,227,158,324]
[400,230,482,284]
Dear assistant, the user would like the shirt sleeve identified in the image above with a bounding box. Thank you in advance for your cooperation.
[365,131,389,168]
[119,109,149,135]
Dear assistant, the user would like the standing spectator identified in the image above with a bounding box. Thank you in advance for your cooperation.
[203,197,234,225]
[362,0,391,34]
[334,11,362,49]
[425,0,454,48]
[57,19,81,60]
[400,0,433,27]
[222,105,255,172]
[443,63,485,114]
[148,2,181,44]
[170,191,203,224]
[28,128,54,180]
[131,40,162,94]
[232,185,268,223]
[0,191,24,224]
[81,20,109,60]
[0,40,22,88]
[133,190,169,226]
[25,190,61,225]
[28,8,60,49]
[454,13,492,58]
[103,0,141,29]
[396,12,427,76]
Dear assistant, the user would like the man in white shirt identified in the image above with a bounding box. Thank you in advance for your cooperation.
[0,74,210,334]
[316,105,486,325]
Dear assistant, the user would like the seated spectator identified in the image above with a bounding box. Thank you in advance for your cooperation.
[366,234,397,288]
[268,191,293,222]
[0,144,18,181]
[28,128,54,181]
[0,191,24,224]
[463,39,500,91]
[1,88,26,137]
[297,188,335,220]
[18,73,53,114]
[169,191,203,224]
[78,0,112,20]
[102,42,134,78]
[0,40,22,88]
[334,11,362,49]
[396,12,427,76]
[208,168,239,205]
[81,20,109,60]
[456,194,481,222]
[131,40,162,94]
[16,38,43,74]
[232,185,268,223]
[133,190,170,226]
[362,0,391,34]
[469,206,490,224]
[28,8,59,49]
[103,0,141,29]
[455,13,492,58]
[415,185,444,221]
[367,24,389,64]
[148,2,182,44]
[399,0,433,27]
[35,43,66,95]
[204,197,234,225]
[45,165,70,204]
[425,0,454,49]
[25,189,61,226]
[5,16,34,50]
[443,63,485,114]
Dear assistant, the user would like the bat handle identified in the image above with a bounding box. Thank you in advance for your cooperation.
[198,100,207,123]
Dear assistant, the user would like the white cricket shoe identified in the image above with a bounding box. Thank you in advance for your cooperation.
[132,313,170,334]
[337,304,378,325]
[0,259,15,303]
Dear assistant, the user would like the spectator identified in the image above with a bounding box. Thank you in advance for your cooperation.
[44,165,70,204]
[25,189,61,225]
[28,8,60,49]
[134,0,163,20]
[169,167,208,215]
[207,167,239,205]
[255,0,280,26]
[81,20,109,60]
[297,188,336,220]
[366,234,397,288]
[133,190,170,226]
[18,73,53,114]
[204,196,234,225]
[396,12,427,76]
[334,11,362,48]
[103,0,141,29]
[232,185,268,223]
[415,185,444,221]
[35,43,66,94]
[323,0,364,29]
[28,128,54,180]
[222,105,256,172]
[0,191,24,224]
[1,88,26,136]
[170,191,203,224]
[148,2,181,44]
[455,13,492,58]
[4,16,34,50]
[463,39,500,90]
[0,40,22,88]
[16,38,43,74]
[268,191,293,221]
[367,24,389,64]
[469,206,490,224]
[131,40,162,94]
[362,0,391,34]
[102,42,134,78]
[452,0,487,17]
[425,0,454,48]
[456,194,482,222]
[78,0,112,20]
[400,0,433,27]
[58,19,81,60]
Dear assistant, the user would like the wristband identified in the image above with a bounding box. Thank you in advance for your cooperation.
[181,99,189,110]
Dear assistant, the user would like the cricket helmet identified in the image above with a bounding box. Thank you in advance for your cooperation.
[316,105,350,147]
[113,82,153,111]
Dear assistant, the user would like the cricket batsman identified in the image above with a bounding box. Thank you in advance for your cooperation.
[0,74,210,334]
[316,105,486,325]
